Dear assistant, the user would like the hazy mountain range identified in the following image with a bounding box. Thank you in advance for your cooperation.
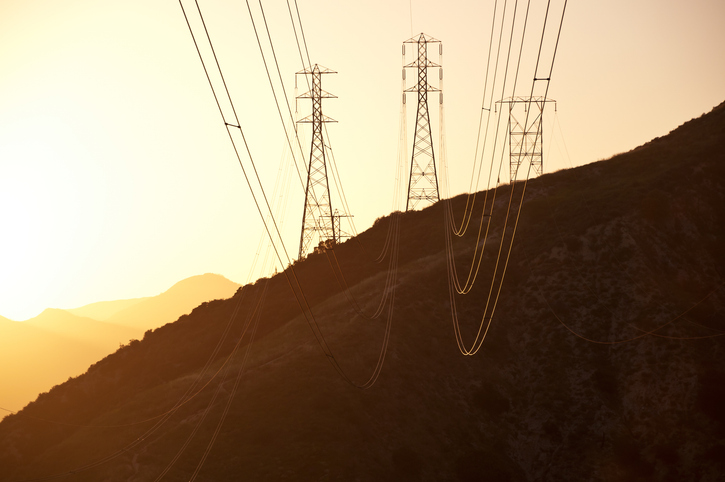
[1,103,724,481]
[0,274,240,419]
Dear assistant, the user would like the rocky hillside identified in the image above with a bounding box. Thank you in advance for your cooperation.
[0,102,723,481]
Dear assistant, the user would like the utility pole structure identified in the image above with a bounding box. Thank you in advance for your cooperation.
[328,209,352,244]
[297,64,337,259]
[403,33,442,211]
[495,96,556,182]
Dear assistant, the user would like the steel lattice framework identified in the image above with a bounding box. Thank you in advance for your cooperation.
[403,33,441,211]
[325,209,352,244]
[297,64,337,259]
[496,96,556,182]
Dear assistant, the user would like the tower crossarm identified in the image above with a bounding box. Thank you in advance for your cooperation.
[403,32,441,44]
[404,84,440,93]
[404,59,441,69]
[297,114,337,124]
[296,65,337,75]
[297,89,337,99]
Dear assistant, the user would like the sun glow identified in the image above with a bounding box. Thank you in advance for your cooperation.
[1,0,724,320]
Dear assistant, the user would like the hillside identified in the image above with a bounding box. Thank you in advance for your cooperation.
[0,312,137,419]
[0,274,240,421]
[0,102,723,481]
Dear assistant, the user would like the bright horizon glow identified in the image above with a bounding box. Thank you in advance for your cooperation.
[1,0,724,321]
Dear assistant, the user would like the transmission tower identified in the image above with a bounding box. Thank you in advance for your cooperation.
[326,209,353,244]
[403,33,442,211]
[297,64,337,258]
[495,96,556,182]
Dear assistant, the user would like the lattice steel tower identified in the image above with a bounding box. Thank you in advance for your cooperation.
[496,96,556,182]
[297,64,337,258]
[403,33,442,211]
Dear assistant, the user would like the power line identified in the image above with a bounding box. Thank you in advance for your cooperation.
[444,0,530,321]
[529,108,725,345]
[445,0,530,300]
[479,0,568,349]
[444,0,568,355]
[181,0,396,391]
[545,278,724,344]
[244,0,307,194]
[448,0,511,237]
[154,280,269,481]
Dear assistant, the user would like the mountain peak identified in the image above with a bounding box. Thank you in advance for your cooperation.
[165,273,240,294]
[103,273,241,331]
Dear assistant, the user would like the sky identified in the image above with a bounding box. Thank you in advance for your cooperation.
[1,0,724,321]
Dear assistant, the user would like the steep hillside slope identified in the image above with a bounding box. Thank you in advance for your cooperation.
[0,312,137,418]
[0,274,240,420]
[0,103,723,481]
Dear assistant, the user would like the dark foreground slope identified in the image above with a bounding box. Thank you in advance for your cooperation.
[1,102,724,481]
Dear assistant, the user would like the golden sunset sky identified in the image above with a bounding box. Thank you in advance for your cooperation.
[1,0,723,321]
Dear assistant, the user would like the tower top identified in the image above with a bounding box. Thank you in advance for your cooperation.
[296,64,337,75]
[403,33,440,44]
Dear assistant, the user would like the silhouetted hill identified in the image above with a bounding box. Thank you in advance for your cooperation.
[66,297,150,321]
[0,274,240,421]
[105,273,241,331]
[0,103,723,481]
[0,312,136,419]
[24,309,137,347]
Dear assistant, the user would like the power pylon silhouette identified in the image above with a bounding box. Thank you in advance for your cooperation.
[403,33,441,211]
[297,64,337,259]
[495,96,556,182]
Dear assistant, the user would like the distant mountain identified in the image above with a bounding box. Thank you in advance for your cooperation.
[0,274,240,419]
[23,309,137,348]
[0,104,723,480]
[105,273,241,332]
[66,297,150,321]
[0,312,135,421]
